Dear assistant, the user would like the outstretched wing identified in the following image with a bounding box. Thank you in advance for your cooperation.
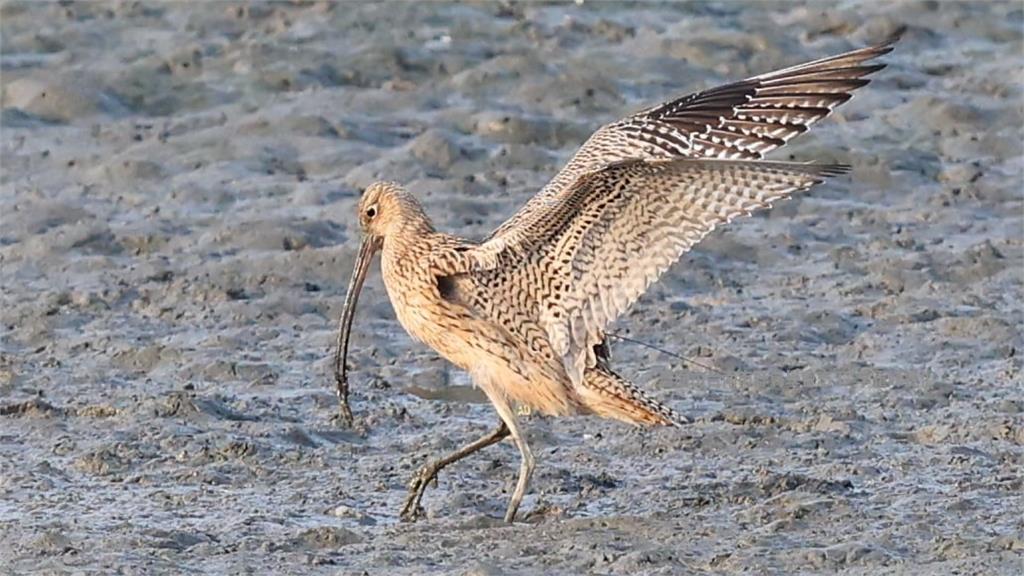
[467,159,848,383]
[489,33,898,241]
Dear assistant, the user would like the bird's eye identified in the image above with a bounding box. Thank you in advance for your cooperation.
[365,206,377,219]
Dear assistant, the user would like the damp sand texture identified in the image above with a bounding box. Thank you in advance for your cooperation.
[1,2,1022,575]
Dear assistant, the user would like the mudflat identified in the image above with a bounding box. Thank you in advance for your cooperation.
[1,2,1021,574]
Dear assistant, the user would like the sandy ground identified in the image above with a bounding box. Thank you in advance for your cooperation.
[1,1,1022,574]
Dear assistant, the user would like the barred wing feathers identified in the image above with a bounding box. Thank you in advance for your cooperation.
[473,159,849,383]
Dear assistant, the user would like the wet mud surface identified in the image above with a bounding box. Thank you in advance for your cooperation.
[1,1,1021,574]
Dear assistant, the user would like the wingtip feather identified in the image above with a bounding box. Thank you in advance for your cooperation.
[820,163,852,177]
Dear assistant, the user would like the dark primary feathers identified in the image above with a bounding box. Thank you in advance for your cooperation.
[635,35,899,160]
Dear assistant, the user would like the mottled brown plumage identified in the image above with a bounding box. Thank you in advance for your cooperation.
[332,33,899,523]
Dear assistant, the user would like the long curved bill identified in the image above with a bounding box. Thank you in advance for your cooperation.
[333,234,379,426]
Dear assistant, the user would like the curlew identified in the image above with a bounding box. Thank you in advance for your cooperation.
[333,33,900,523]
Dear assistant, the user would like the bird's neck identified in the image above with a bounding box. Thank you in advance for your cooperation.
[382,213,435,257]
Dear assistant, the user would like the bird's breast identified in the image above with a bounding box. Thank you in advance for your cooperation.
[380,249,483,369]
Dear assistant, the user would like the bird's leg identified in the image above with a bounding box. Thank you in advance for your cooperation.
[503,418,534,523]
[486,394,535,523]
[400,421,509,522]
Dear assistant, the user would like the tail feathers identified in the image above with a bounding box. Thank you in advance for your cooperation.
[578,368,685,427]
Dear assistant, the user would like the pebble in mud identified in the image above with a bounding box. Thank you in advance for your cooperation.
[0,1,1021,575]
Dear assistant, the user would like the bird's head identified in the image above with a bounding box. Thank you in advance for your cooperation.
[334,181,431,425]
[357,181,431,240]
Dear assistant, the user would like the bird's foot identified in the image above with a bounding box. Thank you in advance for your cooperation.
[399,499,424,522]
[399,463,439,522]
